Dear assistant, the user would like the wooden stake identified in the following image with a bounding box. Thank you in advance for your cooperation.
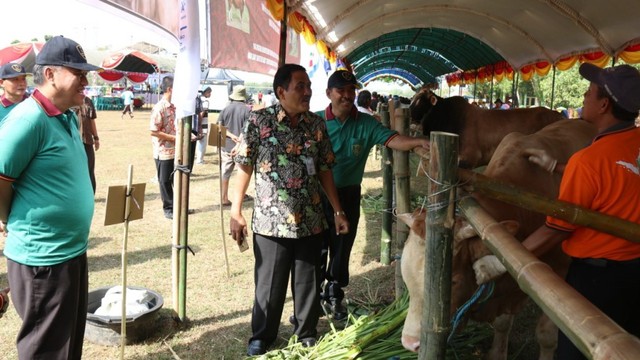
[419,131,458,360]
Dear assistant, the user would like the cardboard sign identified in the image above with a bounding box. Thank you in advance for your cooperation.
[208,123,227,147]
[104,183,146,225]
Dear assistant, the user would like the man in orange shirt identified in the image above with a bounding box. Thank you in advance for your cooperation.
[474,63,640,360]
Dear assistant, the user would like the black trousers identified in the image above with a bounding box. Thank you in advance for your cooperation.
[8,253,88,360]
[320,185,361,301]
[250,233,323,345]
[557,258,640,359]
[155,158,174,215]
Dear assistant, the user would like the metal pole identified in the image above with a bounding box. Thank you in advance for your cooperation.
[278,3,288,67]
[418,131,458,360]
[550,66,557,109]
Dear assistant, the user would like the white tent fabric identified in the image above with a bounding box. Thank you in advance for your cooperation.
[298,0,640,70]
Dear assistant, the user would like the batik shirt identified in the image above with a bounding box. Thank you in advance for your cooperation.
[150,97,176,160]
[234,104,335,238]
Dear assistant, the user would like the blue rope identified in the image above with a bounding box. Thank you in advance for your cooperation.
[447,281,495,344]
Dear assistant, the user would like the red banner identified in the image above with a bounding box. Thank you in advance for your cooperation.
[210,0,300,75]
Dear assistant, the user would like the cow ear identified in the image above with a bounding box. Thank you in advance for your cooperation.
[429,94,438,106]
[455,220,477,240]
[499,220,520,235]
[396,213,414,228]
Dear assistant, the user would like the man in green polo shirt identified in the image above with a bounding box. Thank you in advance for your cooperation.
[0,36,99,359]
[0,62,30,123]
[316,70,429,320]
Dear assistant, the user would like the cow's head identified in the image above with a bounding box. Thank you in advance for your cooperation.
[398,210,519,353]
[409,89,439,126]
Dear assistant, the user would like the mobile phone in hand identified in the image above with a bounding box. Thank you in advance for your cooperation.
[238,238,249,252]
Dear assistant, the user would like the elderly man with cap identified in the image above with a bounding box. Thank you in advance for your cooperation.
[474,63,640,360]
[0,63,30,122]
[0,35,100,359]
[217,84,252,206]
[314,70,429,320]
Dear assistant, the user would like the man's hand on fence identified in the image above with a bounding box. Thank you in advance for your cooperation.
[473,255,507,285]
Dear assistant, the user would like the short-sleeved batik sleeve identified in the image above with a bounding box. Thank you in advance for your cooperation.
[233,113,260,166]
[315,121,335,172]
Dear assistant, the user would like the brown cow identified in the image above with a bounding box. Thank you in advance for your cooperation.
[400,119,597,359]
[409,90,564,168]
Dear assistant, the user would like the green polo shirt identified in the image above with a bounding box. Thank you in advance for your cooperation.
[317,105,397,188]
[0,96,22,125]
[0,90,94,266]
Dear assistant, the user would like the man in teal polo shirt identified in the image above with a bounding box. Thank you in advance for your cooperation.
[316,70,429,320]
[0,35,100,359]
[0,63,30,122]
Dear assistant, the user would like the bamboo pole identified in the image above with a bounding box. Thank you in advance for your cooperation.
[393,108,410,298]
[177,116,192,321]
[458,197,640,359]
[457,168,640,243]
[418,132,458,360]
[119,164,134,359]
[218,129,230,277]
[171,117,185,317]
[380,103,392,266]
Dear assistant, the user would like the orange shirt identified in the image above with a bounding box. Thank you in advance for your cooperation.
[546,124,640,260]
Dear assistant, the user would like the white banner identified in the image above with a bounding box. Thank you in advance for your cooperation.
[173,0,201,118]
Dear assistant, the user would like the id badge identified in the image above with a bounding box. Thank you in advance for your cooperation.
[304,157,316,176]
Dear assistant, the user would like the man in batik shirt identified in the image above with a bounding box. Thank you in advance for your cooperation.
[229,64,349,356]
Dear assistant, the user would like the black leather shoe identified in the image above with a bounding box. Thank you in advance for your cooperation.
[247,339,267,356]
[300,337,316,347]
[330,299,348,321]
[289,314,297,326]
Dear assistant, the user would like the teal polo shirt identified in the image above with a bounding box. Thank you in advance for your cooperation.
[0,96,22,125]
[0,90,94,266]
[317,105,397,188]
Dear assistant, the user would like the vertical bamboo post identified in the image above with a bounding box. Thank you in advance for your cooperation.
[419,131,458,360]
[393,108,410,298]
[171,117,184,317]
[380,103,392,266]
[178,116,192,321]
[172,115,191,321]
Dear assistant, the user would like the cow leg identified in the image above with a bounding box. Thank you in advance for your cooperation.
[535,313,557,360]
[487,314,514,360]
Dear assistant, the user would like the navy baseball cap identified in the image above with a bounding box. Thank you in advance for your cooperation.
[579,63,640,113]
[0,63,30,79]
[36,36,100,71]
[327,70,362,89]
